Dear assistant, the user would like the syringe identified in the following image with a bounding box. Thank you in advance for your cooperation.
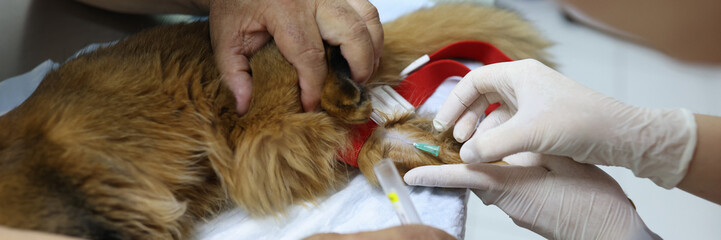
[373,158,422,224]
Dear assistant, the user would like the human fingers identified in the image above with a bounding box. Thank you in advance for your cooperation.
[432,60,523,132]
[459,112,537,163]
[458,105,514,162]
[452,90,513,143]
[345,0,383,71]
[349,225,456,240]
[404,164,506,191]
[316,0,374,82]
[499,152,546,167]
[433,75,483,133]
[303,225,455,240]
[0,226,82,240]
[209,2,271,114]
[266,1,327,112]
[452,95,489,143]
[476,103,512,133]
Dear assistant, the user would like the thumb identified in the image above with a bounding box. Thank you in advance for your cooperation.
[220,62,253,115]
[404,164,515,191]
[214,31,268,114]
[460,115,533,163]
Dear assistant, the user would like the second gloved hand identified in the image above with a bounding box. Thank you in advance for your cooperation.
[433,59,697,188]
[404,153,660,240]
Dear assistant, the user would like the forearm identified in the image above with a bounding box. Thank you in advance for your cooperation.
[677,114,721,204]
[75,0,209,15]
[0,226,81,240]
[560,0,721,63]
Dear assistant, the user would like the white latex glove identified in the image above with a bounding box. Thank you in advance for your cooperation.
[404,153,660,240]
[433,59,697,189]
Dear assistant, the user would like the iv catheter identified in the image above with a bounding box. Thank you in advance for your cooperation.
[373,158,422,224]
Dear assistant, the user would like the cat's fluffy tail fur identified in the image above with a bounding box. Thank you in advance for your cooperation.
[371,3,552,86]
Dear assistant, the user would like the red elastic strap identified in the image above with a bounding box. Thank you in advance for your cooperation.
[395,60,471,107]
[341,41,513,167]
[341,60,471,166]
[485,102,501,116]
[429,40,513,64]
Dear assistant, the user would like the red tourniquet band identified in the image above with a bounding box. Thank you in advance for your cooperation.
[341,41,511,167]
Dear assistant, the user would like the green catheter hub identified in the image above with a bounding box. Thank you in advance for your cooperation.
[413,143,440,156]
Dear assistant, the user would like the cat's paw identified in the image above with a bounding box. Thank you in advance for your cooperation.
[320,81,372,124]
[320,46,372,125]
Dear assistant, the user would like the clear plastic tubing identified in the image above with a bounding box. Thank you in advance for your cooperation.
[373,158,423,224]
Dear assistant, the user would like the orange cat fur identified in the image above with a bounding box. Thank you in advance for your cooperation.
[0,3,551,240]
[358,4,552,183]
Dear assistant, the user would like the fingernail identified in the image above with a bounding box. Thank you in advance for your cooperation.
[460,144,480,163]
[235,96,249,115]
[455,131,472,143]
[403,171,419,185]
[236,106,248,116]
[433,119,448,132]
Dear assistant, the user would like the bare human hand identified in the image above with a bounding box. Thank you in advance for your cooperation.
[0,226,83,240]
[198,0,383,114]
[303,225,456,240]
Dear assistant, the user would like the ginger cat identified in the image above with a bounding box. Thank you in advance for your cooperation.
[0,4,551,240]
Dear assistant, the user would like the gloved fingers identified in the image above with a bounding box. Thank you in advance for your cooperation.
[540,155,621,187]
[316,0,375,83]
[433,60,521,132]
[451,90,510,143]
[501,152,545,167]
[475,103,513,134]
[453,95,489,143]
[517,154,618,190]
[460,60,518,95]
[501,153,582,173]
[483,92,517,117]
[404,163,533,192]
[404,164,496,190]
[540,154,580,171]
[433,77,482,132]
[457,105,510,162]
[460,114,534,163]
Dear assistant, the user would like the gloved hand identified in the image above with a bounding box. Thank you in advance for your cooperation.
[404,153,660,240]
[432,59,697,189]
